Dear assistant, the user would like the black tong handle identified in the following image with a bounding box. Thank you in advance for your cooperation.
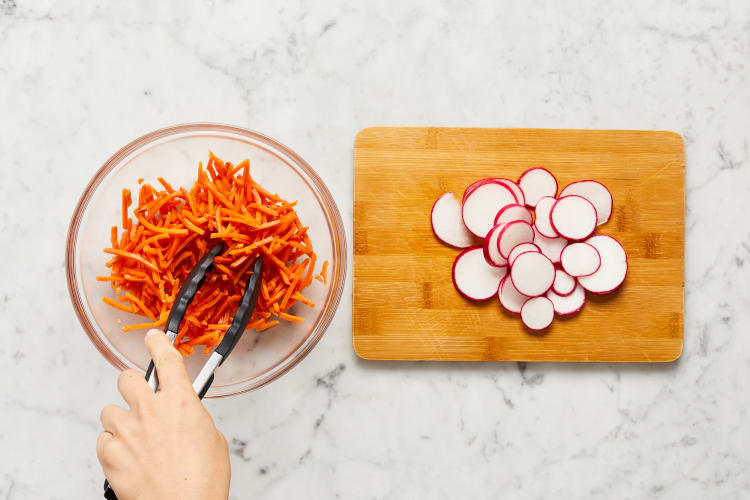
[215,256,264,358]
[143,243,225,385]
[165,243,226,334]
[191,257,264,399]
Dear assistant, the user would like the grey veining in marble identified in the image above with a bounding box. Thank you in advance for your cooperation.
[1,0,750,498]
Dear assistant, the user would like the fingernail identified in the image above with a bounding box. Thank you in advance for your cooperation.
[146,329,161,338]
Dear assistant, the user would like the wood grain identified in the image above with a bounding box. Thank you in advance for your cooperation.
[353,127,684,362]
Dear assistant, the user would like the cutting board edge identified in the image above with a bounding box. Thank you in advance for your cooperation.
[355,126,686,149]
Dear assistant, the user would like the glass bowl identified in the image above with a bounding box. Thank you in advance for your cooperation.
[66,123,346,397]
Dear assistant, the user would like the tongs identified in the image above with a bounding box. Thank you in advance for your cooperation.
[104,243,263,499]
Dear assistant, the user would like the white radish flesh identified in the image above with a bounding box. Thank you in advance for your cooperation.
[431,192,476,248]
[550,195,597,240]
[498,276,529,314]
[464,178,524,205]
[497,220,535,258]
[483,224,508,267]
[452,247,508,301]
[552,269,576,296]
[560,242,601,277]
[494,203,533,226]
[559,180,613,226]
[495,178,525,206]
[510,251,555,297]
[533,227,567,264]
[577,235,627,294]
[462,178,494,201]
[533,196,558,238]
[508,243,541,266]
[462,182,517,238]
[546,283,586,315]
[520,296,554,330]
[518,167,557,207]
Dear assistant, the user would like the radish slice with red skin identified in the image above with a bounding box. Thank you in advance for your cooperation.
[533,227,567,264]
[495,178,525,206]
[463,178,497,201]
[577,235,627,294]
[463,178,522,204]
[552,269,576,296]
[510,251,555,297]
[546,283,586,315]
[462,182,517,238]
[533,196,558,238]
[497,220,535,258]
[560,180,613,226]
[483,224,508,267]
[494,203,533,226]
[452,247,508,301]
[430,192,476,248]
[508,242,541,265]
[560,242,601,277]
[550,195,597,241]
[520,296,554,330]
[497,276,529,314]
[518,167,557,207]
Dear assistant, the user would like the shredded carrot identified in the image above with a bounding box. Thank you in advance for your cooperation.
[157,177,174,193]
[102,296,135,313]
[318,260,329,285]
[176,343,195,355]
[122,313,168,332]
[110,226,118,248]
[278,312,304,323]
[101,153,325,355]
[121,189,132,230]
[104,248,159,273]
[257,320,280,331]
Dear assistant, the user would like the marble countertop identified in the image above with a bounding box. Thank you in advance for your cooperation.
[2,0,749,498]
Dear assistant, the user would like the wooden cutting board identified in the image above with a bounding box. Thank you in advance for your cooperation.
[353,127,684,362]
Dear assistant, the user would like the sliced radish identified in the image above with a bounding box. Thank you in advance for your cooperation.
[482,224,507,267]
[431,192,476,248]
[520,296,554,330]
[452,247,508,301]
[560,180,613,226]
[495,178,525,206]
[518,167,557,207]
[437,172,625,328]
[550,195,597,241]
[497,220,535,258]
[510,251,555,297]
[577,235,627,294]
[463,178,522,204]
[552,269,576,296]
[508,242,541,266]
[462,182,516,238]
[462,178,495,201]
[494,203,532,226]
[497,276,529,314]
[533,196,558,238]
[560,242,601,277]
[532,227,567,264]
[546,283,586,315]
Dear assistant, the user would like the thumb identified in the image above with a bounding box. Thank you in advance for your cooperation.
[145,329,191,393]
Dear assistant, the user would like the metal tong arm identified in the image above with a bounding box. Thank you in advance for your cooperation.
[144,243,225,391]
[192,256,264,398]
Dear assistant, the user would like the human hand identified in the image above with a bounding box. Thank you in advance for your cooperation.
[97,329,230,500]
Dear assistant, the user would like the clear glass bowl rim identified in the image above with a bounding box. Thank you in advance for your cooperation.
[65,123,347,397]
